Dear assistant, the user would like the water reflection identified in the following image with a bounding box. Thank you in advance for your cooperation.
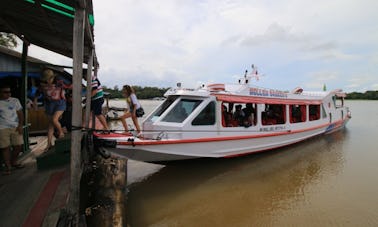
[126,130,348,226]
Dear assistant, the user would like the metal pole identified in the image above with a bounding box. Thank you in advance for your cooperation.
[68,4,85,225]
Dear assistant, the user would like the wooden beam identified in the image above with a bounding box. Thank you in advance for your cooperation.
[21,40,30,154]
[85,49,94,130]
[76,0,87,10]
[84,13,94,48]
[68,5,85,225]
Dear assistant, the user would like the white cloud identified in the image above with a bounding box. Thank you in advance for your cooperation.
[14,0,378,92]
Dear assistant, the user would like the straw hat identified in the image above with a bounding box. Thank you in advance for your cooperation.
[42,69,55,82]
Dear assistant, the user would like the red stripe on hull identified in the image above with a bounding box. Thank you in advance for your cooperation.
[116,120,347,146]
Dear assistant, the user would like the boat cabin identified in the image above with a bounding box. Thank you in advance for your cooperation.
[142,84,348,140]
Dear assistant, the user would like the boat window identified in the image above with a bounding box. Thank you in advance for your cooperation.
[192,101,216,125]
[162,99,202,123]
[261,104,286,125]
[222,102,257,127]
[309,105,320,121]
[335,96,344,108]
[149,96,177,122]
[289,105,307,123]
[321,105,327,118]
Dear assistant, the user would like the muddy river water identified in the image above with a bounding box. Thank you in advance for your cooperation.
[108,100,378,226]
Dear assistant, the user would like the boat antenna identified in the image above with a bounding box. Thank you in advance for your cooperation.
[251,64,260,81]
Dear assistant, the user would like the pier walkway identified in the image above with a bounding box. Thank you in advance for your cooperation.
[0,137,70,227]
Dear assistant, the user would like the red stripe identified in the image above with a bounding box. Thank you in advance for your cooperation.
[22,171,65,227]
[117,120,346,146]
[224,136,308,158]
[93,132,133,138]
[226,119,347,158]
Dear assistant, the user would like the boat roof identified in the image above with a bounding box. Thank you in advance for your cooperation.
[164,81,346,105]
[164,66,347,104]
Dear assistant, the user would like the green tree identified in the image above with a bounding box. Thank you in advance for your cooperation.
[346,91,378,100]
[0,32,17,48]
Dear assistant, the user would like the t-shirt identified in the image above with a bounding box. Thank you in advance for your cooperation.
[0,97,22,129]
[43,81,66,101]
[128,93,141,111]
[91,76,104,101]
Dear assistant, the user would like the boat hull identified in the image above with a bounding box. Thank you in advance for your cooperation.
[94,118,349,162]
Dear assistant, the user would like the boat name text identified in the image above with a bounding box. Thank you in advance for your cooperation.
[259,125,287,132]
[250,88,287,98]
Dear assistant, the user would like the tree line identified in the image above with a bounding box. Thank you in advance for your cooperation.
[346,90,378,100]
[102,86,378,100]
[102,85,170,99]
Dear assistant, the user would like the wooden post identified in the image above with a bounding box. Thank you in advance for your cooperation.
[68,3,85,225]
[82,49,94,164]
[91,66,98,128]
[21,40,30,154]
[84,50,93,130]
[86,157,128,227]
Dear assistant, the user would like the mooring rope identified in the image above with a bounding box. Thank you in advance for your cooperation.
[71,125,264,134]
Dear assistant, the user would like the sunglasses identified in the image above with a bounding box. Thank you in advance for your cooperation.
[1,90,11,94]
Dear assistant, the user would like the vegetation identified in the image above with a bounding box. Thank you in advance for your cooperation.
[102,86,378,100]
[103,85,169,99]
[0,32,18,48]
[346,91,378,100]
[101,85,378,100]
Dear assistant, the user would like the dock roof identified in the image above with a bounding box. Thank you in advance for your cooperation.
[0,0,95,63]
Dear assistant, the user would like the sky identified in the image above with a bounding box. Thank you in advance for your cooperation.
[25,0,378,92]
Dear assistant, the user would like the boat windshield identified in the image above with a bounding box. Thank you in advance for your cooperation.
[149,96,178,122]
[162,99,203,123]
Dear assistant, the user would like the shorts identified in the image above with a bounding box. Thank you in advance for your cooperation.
[45,99,66,116]
[91,97,104,116]
[0,128,24,149]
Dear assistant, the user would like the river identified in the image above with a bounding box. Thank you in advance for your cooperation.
[108,100,378,226]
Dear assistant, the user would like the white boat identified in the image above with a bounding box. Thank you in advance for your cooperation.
[93,67,351,162]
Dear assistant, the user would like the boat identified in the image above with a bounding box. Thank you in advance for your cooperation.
[93,66,351,162]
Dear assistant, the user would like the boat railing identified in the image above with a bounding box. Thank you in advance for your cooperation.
[300,91,328,97]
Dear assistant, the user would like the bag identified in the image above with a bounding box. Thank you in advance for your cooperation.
[136,107,145,117]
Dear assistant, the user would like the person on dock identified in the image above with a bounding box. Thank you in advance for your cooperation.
[40,69,71,150]
[0,84,24,175]
[88,75,109,131]
[120,85,141,134]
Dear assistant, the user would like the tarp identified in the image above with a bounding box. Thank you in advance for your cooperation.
[0,72,40,78]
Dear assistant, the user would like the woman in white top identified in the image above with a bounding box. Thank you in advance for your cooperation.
[120,85,141,134]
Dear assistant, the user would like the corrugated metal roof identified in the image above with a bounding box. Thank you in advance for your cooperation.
[0,0,95,63]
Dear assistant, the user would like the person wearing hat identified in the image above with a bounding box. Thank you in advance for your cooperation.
[40,69,71,150]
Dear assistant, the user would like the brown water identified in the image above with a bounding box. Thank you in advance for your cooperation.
[113,100,378,226]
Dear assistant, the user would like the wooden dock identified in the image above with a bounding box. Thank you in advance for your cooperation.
[0,135,70,227]
[1,133,131,226]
